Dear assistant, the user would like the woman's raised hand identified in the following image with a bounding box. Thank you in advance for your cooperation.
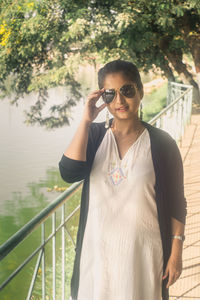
[82,88,107,123]
[64,88,106,161]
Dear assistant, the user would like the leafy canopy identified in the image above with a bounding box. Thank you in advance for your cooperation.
[0,0,200,128]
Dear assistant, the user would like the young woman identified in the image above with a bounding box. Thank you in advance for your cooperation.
[59,60,187,300]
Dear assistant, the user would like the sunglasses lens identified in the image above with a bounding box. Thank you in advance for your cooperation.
[120,85,136,98]
[102,89,115,103]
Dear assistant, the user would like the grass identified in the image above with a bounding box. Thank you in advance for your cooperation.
[143,82,168,122]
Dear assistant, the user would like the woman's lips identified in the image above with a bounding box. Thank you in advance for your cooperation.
[116,106,129,112]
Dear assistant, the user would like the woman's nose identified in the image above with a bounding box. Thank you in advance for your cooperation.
[115,91,126,104]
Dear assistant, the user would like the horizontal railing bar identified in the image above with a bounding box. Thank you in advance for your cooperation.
[0,180,83,261]
[0,204,81,290]
[170,82,192,88]
[149,86,192,126]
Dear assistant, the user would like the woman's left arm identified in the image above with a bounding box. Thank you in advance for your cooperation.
[163,217,185,288]
[162,138,187,288]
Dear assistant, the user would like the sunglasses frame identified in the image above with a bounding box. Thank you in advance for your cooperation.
[102,84,137,104]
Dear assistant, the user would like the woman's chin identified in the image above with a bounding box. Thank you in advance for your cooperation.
[112,111,136,120]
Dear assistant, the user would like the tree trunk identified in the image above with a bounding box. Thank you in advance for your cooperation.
[159,37,200,105]
[167,52,200,106]
[160,59,175,82]
[186,36,200,97]
[177,12,200,106]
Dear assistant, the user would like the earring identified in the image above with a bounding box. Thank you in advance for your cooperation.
[139,101,143,121]
[105,108,110,128]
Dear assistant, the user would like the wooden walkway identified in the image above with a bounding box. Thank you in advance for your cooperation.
[169,112,200,299]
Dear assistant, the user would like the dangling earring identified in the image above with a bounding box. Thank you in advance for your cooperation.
[139,101,143,121]
[105,108,110,128]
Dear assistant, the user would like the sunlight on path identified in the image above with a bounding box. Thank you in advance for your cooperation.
[169,112,200,299]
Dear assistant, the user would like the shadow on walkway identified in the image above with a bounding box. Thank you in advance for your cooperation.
[169,112,200,299]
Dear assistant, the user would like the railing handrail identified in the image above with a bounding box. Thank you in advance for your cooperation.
[149,85,193,126]
[0,180,83,261]
[169,82,192,89]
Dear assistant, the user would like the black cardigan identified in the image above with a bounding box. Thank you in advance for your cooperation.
[59,118,187,300]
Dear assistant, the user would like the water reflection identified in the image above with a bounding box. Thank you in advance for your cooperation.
[0,166,69,244]
[0,165,76,300]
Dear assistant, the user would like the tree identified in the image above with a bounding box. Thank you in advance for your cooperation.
[78,0,200,104]
[0,0,88,128]
[0,0,200,129]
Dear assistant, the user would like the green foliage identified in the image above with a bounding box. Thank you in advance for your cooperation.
[0,0,200,128]
[143,82,168,122]
[0,0,86,128]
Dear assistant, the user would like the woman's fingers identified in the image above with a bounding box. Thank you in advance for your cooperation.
[87,88,104,102]
[163,257,182,289]
[166,273,180,288]
[166,272,175,289]
[162,266,169,281]
[82,88,105,123]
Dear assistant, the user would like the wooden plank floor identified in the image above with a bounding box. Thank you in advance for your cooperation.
[169,112,200,299]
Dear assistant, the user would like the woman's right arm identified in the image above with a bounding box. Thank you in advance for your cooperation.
[59,88,106,182]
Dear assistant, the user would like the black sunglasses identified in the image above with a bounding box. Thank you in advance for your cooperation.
[102,84,136,104]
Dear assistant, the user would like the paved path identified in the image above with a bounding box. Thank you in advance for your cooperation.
[169,112,200,299]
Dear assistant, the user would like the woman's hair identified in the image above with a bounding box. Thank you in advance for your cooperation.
[97,60,143,92]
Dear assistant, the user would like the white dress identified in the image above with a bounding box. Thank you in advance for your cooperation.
[77,127,164,300]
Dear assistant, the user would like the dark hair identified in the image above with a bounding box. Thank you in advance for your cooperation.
[98,60,143,92]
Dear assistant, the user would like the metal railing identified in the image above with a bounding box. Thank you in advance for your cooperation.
[0,181,83,300]
[167,81,190,106]
[0,82,193,299]
[150,82,193,146]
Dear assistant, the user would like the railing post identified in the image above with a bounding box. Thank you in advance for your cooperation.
[62,204,66,300]
[42,223,46,300]
[52,212,56,300]
[167,81,171,106]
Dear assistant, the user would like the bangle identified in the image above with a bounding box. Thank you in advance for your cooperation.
[171,235,185,242]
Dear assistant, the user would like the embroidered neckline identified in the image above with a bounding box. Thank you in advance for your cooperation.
[109,127,147,162]
[107,128,147,186]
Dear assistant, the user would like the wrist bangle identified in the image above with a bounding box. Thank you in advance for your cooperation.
[171,235,185,242]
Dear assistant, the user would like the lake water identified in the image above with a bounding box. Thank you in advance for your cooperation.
[0,86,108,240]
[0,84,110,299]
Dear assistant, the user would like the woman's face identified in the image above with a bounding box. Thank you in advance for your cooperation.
[103,72,143,121]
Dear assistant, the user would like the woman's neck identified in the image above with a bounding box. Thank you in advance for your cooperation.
[111,117,143,135]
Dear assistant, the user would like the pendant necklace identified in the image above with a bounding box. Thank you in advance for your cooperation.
[108,120,143,186]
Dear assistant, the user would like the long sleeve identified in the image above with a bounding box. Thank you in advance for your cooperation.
[58,126,94,183]
[58,122,106,183]
[59,155,90,183]
[166,139,187,224]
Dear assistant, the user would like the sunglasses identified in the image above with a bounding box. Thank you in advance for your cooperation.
[102,84,136,104]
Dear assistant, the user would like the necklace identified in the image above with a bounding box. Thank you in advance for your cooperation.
[108,120,144,186]
[110,119,144,147]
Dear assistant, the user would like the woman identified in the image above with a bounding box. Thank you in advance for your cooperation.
[59,60,187,300]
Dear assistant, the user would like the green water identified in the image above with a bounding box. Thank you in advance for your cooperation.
[0,167,80,300]
[0,71,99,299]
